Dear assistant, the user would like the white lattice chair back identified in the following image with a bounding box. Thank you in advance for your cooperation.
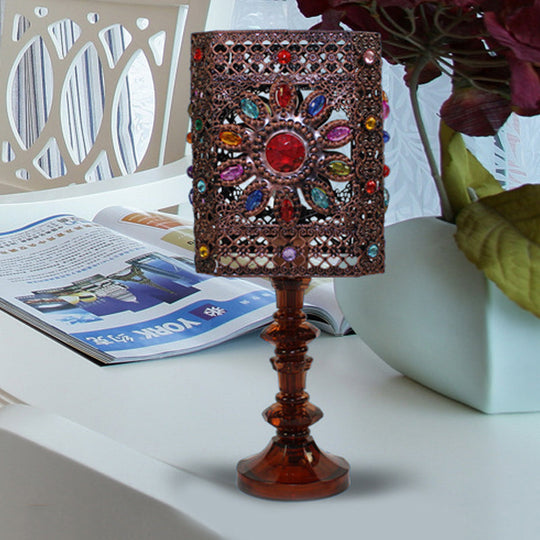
[0,0,210,226]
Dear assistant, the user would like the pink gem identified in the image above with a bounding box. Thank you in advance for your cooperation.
[265,132,306,173]
[326,125,351,143]
[363,50,375,64]
[382,101,390,120]
[220,164,244,182]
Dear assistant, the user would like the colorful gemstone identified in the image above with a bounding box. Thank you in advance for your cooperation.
[367,244,379,258]
[383,164,390,177]
[245,189,264,212]
[363,49,376,64]
[311,187,330,209]
[220,164,244,182]
[188,188,194,205]
[277,49,291,65]
[365,116,377,130]
[365,180,377,194]
[219,130,242,146]
[384,188,390,208]
[328,160,351,176]
[282,247,297,262]
[382,101,390,119]
[194,118,203,131]
[280,198,295,222]
[326,125,351,143]
[186,132,193,144]
[197,180,206,193]
[383,130,391,143]
[240,98,259,120]
[187,165,194,178]
[265,132,306,173]
[307,94,326,117]
[193,48,203,61]
[199,245,210,258]
[276,84,293,108]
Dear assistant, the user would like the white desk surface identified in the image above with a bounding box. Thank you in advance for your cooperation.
[1,307,540,539]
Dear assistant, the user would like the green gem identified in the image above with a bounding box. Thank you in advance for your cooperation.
[240,98,259,120]
[311,187,329,209]
[328,160,351,176]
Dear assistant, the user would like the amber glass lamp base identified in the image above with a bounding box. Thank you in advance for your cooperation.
[237,277,350,501]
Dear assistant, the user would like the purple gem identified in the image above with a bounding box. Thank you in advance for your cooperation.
[326,125,351,143]
[282,247,297,262]
[187,165,194,178]
[220,164,244,182]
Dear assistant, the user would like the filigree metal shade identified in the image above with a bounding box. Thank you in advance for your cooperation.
[190,30,384,278]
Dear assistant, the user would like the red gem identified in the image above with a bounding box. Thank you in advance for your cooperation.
[277,49,291,65]
[383,164,390,177]
[280,198,295,222]
[365,180,377,194]
[265,132,306,173]
[276,84,293,108]
[193,48,203,61]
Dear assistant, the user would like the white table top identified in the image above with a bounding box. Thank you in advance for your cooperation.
[1,307,540,539]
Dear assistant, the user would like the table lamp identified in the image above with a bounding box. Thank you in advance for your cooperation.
[190,30,385,500]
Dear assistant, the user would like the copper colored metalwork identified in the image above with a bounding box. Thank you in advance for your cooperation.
[190,30,384,500]
[190,30,384,278]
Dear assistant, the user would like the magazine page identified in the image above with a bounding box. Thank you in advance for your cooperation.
[93,207,350,335]
[0,215,275,364]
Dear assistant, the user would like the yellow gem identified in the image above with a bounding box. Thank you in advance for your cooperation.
[382,91,388,102]
[219,130,242,146]
[199,245,210,258]
[365,116,377,130]
[328,160,351,176]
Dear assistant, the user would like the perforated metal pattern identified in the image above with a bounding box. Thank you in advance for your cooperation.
[190,30,385,278]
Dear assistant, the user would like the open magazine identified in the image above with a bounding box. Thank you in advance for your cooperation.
[0,207,350,365]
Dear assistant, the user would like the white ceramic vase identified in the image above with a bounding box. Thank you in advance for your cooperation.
[335,217,540,414]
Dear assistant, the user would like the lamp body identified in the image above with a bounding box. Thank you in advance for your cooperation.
[189,30,385,500]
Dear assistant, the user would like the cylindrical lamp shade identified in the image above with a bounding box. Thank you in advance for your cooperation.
[190,30,385,278]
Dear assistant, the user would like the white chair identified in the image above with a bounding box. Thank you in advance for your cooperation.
[0,0,210,228]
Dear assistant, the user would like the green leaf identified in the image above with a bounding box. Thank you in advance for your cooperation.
[440,121,503,216]
[455,184,540,318]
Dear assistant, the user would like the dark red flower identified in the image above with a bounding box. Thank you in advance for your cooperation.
[484,0,540,115]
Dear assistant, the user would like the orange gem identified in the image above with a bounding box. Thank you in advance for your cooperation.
[365,116,377,130]
[219,130,242,147]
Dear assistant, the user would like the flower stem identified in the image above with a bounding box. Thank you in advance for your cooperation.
[408,58,454,222]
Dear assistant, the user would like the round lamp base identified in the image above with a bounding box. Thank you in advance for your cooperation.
[237,436,350,501]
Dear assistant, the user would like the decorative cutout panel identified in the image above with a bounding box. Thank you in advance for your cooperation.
[190,30,385,278]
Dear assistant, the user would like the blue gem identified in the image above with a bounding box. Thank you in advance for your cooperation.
[197,180,206,193]
[188,188,194,205]
[240,98,259,120]
[245,189,264,212]
[307,94,326,117]
[384,188,390,208]
[383,130,390,143]
[311,187,329,209]
[367,244,379,258]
